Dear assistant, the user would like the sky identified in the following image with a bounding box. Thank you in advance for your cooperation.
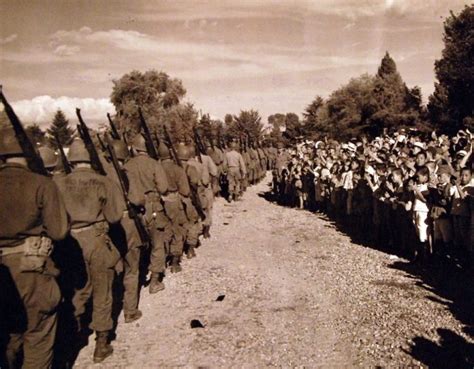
[0,0,471,127]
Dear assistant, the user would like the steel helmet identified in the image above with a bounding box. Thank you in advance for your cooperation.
[131,134,147,152]
[110,140,129,161]
[158,142,171,159]
[38,146,58,169]
[68,138,90,162]
[176,143,190,161]
[0,125,23,156]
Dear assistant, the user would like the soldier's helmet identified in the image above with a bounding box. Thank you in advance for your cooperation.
[111,139,129,161]
[176,143,190,161]
[68,138,90,163]
[131,134,147,152]
[157,142,171,159]
[38,146,58,169]
[0,125,23,157]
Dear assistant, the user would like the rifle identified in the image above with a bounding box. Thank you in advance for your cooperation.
[107,113,121,140]
[76,108,106,175]
[193,128,204,163]
[0,86,48,176]
[107,142,151,247]
[54,133,72,174]
[163,126,206,221]
[96,133,107,153]
[138,108,158,160]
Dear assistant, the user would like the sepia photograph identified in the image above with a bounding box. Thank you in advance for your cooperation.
[0,0,473,368]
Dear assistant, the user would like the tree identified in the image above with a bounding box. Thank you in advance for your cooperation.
[110,70,188,140]
[47,110,75,148]
[25,124,46,145]
[429,5,474,134]
[226,110,263,143]
[302,96,325,138]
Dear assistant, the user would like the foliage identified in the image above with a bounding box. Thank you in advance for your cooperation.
[110,70,192,141]
[225,110,263,144]
[46,110,75,148]
[25,124,46,145]
[429,5,474,134]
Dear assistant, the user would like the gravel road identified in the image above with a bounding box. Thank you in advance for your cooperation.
[74,173,474,368]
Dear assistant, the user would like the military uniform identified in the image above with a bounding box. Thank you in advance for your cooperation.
[160,156,190,265]
[225,144,247,201]
[55,139,123,363]
[0,129,68,369]
[198,153,217,236]
[124,141,169,292]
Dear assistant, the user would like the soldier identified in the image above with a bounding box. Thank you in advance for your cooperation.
[256,144,267,181]
[225,141,247,202]
[107,140,144,322]
[157,142,189,273]
[178,145,203,260]
[55,138,123,363]
[124,135,169,293]
[248,143,258,185]
[0,126,69,369]
[197,144,218,238]
[205,140,223,196]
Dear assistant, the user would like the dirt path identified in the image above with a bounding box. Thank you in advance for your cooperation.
[74,174,473,368]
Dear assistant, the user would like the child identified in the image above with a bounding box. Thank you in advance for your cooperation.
[412,166,431,263]
[451,168,474,260]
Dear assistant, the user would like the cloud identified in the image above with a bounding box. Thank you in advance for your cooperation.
[53,44,81,56]
[12,96,113,126]
[0,34,18,45]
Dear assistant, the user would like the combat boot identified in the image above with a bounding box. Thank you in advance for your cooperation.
[124,309,143,323]
[93,331,113,363]
[170,256,182,273]
[203,225,211,239]
[187,246,196,259]
[149,272,165,294]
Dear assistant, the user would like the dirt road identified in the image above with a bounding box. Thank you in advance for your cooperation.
[74,174,473,368]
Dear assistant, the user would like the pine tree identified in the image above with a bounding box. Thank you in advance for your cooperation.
[47,110,75,148]
[25,124,46,145]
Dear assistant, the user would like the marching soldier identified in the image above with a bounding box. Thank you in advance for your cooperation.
[0,126,69,369]
[197,144,218,238]
[124,135,169,293]
[178,145,203,260]
[225,141,247,202]
[157,142,189,273]
[55,138,123,363]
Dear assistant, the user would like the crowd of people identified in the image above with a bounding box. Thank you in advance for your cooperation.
[0,105,276,369]
[273,128,474,268]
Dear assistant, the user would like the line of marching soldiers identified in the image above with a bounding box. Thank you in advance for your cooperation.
[0,118,277,367]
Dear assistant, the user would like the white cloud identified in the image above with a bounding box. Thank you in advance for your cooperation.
[12,96,113,126]
[0,34,18,45]
[53,44,81,56]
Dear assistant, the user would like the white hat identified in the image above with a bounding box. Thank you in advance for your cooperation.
[414,142,425,150]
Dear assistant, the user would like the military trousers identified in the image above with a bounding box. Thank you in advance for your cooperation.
[162,197,188,257]
[120,213,142,314]
[1,253,61,369]
[227,167,242,196]
[70,223,119,332]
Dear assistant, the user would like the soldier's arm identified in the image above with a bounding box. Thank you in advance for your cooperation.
[40,179,69,241]
[154,162,170,195]
[103,178,124,224]
[239,154,247,175]
[207,157,218,177]
[186,165,200,187]
[177,168,191,197]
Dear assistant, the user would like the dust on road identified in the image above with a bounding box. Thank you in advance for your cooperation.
[74,174,472,368]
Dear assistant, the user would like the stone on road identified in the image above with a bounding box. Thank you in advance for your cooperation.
[74,174,472,368]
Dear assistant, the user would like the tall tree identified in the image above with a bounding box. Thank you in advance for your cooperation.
[429,5,474,134]
[47,110,75,148]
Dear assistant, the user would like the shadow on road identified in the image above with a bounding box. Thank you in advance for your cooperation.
[259,188,474,367]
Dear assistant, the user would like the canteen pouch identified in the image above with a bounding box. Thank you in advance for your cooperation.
[20,236,53,273]
[93,222,121,269]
